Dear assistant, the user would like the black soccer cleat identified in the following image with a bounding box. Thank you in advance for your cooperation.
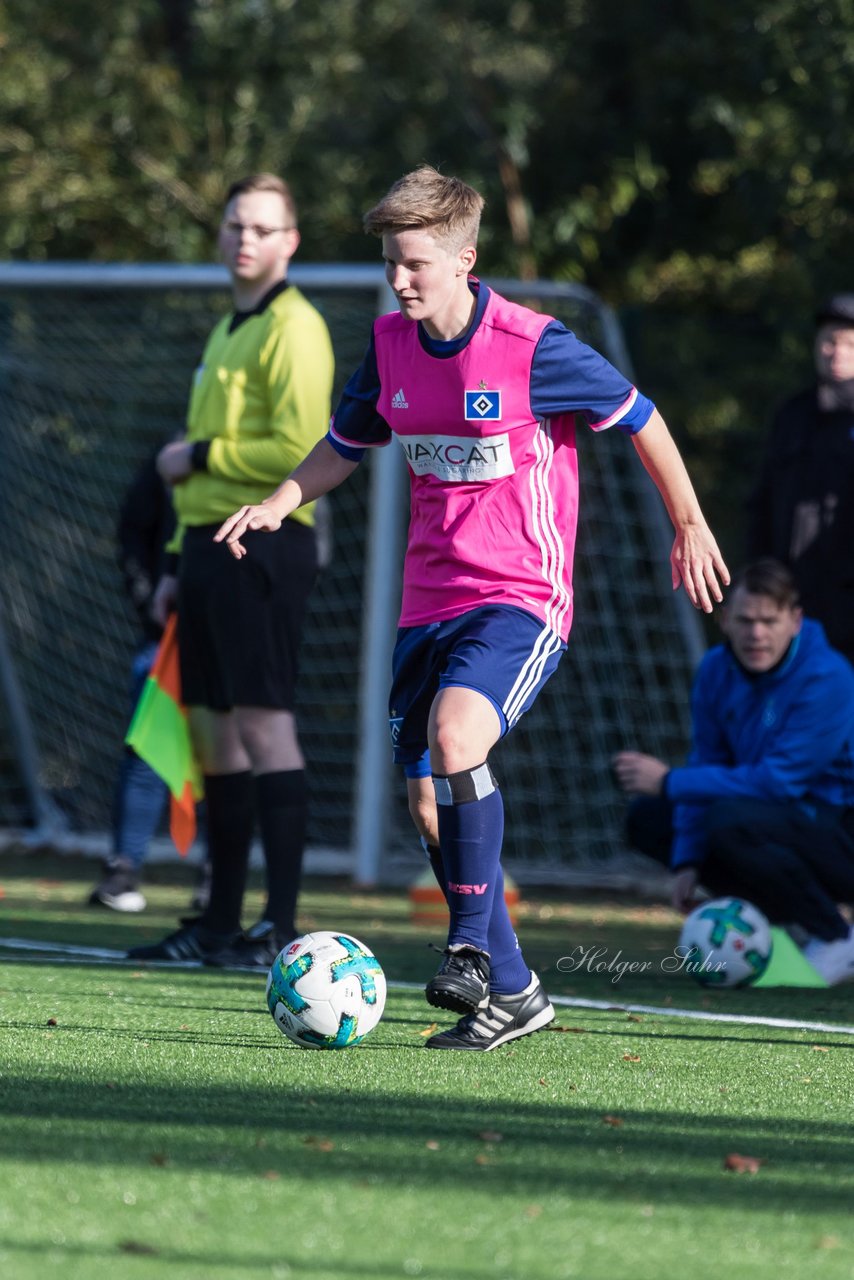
[425,972,554,1051]
[425,945,491,1014]
[126,919,237,962]
[204,919,293,971]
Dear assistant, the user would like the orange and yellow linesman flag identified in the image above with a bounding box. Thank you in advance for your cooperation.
[125,614,201,855]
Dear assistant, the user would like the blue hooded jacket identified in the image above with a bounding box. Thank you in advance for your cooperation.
[666,619,854,869]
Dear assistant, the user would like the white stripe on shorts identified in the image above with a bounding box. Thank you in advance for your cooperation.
[502,624,564,727]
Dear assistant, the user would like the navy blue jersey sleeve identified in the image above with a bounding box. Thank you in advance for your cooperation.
[530,322,654,434]
[327,333,391,460]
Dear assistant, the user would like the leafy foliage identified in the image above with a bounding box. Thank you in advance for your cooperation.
[1,0,852,553]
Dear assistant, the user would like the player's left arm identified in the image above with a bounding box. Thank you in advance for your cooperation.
[631,409,730,613]
[529,328,728,611]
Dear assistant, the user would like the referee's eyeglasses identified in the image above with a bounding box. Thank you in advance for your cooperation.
[221,221,293,241]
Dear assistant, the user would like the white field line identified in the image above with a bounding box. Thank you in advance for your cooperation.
[545,993,854,1039]
[1,937,128,959]
[2,938,854,1037]
[388,980,854,1038]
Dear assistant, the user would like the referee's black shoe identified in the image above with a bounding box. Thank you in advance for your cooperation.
[204,920,292,971]
[425,944,490,1014]
[126,919,237,962]
[425,972,554,1051]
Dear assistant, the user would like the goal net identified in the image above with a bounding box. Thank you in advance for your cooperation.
[0,264,702,886]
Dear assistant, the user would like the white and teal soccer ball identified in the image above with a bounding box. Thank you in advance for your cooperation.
[678,897,773,988]
[266,931,386,1049]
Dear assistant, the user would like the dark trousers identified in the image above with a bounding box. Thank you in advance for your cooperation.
[627,795,854,941]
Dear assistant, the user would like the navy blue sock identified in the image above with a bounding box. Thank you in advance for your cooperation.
[424,841,446,896]
[434,763,504,954]
[426,830,530,995]
[487,865,531,995]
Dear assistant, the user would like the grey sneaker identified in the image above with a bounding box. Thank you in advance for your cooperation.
[89,858,146,913]
[425,945,490,1014]
[803,929,854,985]
[425,972,554,1051]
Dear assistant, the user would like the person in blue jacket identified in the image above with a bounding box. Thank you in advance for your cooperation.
[613,558,854,985]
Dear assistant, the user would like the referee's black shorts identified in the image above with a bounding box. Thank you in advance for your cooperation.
[177,520,317,712]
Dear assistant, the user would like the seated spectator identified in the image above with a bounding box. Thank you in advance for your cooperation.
[613,559,854,985]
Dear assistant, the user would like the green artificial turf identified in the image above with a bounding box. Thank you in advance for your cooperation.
[1,853,853,1279]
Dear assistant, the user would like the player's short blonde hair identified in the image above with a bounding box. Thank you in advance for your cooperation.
[363,166,484,252]
[224,173,297,228]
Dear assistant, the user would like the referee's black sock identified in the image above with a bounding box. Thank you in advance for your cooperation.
[255,769,308,939]
[201,771,255,935]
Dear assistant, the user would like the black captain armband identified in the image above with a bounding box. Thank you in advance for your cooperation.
[191,441,211,471]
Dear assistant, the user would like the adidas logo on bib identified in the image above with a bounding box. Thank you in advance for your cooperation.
[391,387,409,409]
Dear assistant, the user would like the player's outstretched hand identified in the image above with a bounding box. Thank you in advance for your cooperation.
[214,504,282,559]
[670,524,730,614]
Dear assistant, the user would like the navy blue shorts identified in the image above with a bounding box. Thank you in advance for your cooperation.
[388,605,566,778]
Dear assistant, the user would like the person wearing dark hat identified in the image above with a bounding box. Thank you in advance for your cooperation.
[746,294,854,663]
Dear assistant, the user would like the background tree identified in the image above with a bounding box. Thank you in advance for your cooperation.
[1,0,852,557]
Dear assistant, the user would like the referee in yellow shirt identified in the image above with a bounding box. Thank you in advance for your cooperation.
[129,174,334,967]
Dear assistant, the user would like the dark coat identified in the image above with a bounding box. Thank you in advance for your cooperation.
[746,387,854,662]
[117,453,176,643]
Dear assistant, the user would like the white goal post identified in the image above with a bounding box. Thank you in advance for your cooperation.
[0,262,703,887]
